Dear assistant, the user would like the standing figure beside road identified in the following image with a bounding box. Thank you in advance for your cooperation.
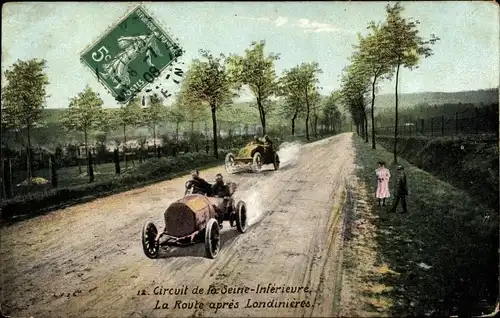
[375,161,391,206]
[391,165,409,213]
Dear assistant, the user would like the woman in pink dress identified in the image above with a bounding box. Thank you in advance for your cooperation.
[375,161,391,206]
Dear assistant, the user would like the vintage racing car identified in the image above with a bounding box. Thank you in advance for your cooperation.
[224,139,280,174]
[141,179,248,259]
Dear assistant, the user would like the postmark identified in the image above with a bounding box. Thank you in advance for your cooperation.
[80,5,184,104]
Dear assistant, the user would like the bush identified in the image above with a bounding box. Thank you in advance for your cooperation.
[0,150,233,221]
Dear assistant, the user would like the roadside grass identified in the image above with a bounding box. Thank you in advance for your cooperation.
[352,136,498,316]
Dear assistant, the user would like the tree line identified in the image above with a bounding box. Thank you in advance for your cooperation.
[1,41,344,183]
[340,2,439,163]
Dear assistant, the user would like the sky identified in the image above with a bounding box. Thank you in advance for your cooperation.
[2,1,499,109]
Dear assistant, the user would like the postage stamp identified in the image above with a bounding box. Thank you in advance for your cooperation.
[80,5,183,103]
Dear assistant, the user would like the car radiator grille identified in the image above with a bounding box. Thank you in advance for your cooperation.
[165,203,197,237]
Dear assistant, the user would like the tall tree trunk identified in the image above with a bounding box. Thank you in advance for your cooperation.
[257,95,266,136]
[356,123,360,136]
[371,77,377,149]
[364,113,368,143]
[123,125,128,168]
[291,111,298,135]
[393,63,401,164]
[314,115,318,138]
[305,87,310,140]
[26,123,33,183]
[211,103,218,158]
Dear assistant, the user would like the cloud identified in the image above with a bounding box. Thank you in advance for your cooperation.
[234,15,288,27]
[274,16,288,27]
[295,18,342,33]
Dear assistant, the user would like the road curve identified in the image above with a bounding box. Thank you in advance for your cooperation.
[1,133,357,318]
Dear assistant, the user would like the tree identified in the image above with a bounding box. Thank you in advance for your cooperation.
[322,92,342,134]
[1,58,50,182]
[279,62,322,140]
[278,71,305,136]
[143,95,167,151]
[168,103,186,148]
[340,63,370,141]
[228,41,280,135]
[62,86,104,163]
[118,97,144,168]
[174,80,207,146]
[309,91,322,138]
[352,24,393,149]
[382,2,439,163]
[183,50,236,158]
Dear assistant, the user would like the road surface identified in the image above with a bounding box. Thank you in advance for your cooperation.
[1,133,357,318]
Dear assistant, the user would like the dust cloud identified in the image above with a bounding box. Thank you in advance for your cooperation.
[238,141,304,226]
[276,141,302,168]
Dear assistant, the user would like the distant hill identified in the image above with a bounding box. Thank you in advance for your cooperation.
[40,88,498,123]
[373,88,498,110]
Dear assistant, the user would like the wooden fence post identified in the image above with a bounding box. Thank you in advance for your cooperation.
[113,149,121,174]
[88,153,94,183]
[430,117,434,136]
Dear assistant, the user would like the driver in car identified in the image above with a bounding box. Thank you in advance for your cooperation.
[211,173,232,229]
[189,170,212,195]
[212,173,230,197]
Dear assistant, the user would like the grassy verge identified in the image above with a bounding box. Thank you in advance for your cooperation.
[347,136,498,316]
[376,134,498,211]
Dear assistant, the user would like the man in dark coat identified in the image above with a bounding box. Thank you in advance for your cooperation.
[189,170,212,195]
[211,173,230,198]
[390,165,408,213]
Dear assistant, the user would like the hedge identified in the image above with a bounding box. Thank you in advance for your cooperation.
[0,149,236,222]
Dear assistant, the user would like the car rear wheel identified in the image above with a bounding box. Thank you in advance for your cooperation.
[205,218,221,259]
[252,152,262,172]
[236,201,248,233]
[142,221,159,259]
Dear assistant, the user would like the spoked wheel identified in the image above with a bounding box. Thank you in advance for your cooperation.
[225,153,236,174]
[273,153,280,170]
[252,152,262,173]
[205,218,221,259]
[142,222,159,259]
[235,201,248,233]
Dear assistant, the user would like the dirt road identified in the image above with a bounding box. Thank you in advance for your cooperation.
[1,133,357,318]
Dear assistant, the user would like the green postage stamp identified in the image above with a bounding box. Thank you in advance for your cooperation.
[80,5,183,103]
